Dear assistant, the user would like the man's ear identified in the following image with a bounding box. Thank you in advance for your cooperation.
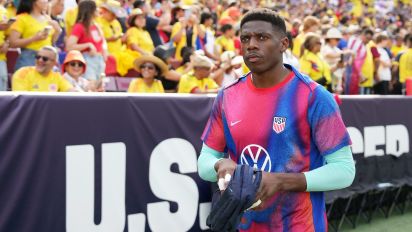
[280,36,289,53]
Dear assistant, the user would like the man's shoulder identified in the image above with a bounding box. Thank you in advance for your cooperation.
[284,64,318,92]
[13,66,35,77]
[223,73,248,91]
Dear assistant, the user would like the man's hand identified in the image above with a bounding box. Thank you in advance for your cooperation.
[253,172,307,210]
[214,158,237,190]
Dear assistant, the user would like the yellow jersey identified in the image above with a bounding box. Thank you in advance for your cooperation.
[64,7,78,37]
[292,33,305,58]
[126,27,154,56]
[178,74,219,93]
[12,66,73,92]
[96,17,124,54]
[299,51,331,83]
[399,48,412,83]
[171,22,197,61]
[360,43,375,87]
[0,6,8,61]
[10,13,54,51]
[128,78,164,93]
[215,35,235,55]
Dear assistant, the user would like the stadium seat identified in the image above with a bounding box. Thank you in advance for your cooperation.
[116,77,133,91]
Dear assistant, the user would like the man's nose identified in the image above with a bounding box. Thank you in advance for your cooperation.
[247,37,259,50]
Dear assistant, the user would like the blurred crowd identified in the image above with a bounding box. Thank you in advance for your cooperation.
[0,0,412,94]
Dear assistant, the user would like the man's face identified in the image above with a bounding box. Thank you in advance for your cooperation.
[362,33,373,45]
[35,49,56,75]
[240,20,288,75]
[51,0,64,15]
[194,67,211,79]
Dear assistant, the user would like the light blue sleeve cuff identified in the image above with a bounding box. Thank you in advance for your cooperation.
[197,143,225,182]
[304,146,355,192]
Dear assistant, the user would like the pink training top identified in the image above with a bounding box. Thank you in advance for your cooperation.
[70,23,104,53]
[202,65,351,232]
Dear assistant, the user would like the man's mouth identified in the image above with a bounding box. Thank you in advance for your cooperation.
[245,53,262,63]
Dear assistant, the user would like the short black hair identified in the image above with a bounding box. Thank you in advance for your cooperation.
[362,28,374,36]
[133,0,145,9]
[200,12,213,24]
[220,24,233,33]
[240,8,286,36]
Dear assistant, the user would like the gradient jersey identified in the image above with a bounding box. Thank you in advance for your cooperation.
[201,65,351,232]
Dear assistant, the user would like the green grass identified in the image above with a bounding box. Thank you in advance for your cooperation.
[336,206,412,232]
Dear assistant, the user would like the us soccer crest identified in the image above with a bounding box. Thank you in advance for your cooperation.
[273,117,286,134]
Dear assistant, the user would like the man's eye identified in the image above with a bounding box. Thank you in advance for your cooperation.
[258,35,268,41]
[240,37,250,43]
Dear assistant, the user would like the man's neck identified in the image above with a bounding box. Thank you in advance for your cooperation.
[251,65,290,88]
[38,70,51,77]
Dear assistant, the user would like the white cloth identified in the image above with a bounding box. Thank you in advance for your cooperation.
[63,72,89,92]
[377,47,392,81]
[283,49,300,70]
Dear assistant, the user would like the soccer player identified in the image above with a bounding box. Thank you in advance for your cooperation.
[198,8,355,231]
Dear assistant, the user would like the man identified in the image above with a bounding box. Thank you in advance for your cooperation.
[177,54,219,93]
[215,24,236,55]
[50,0,65,50]
[198,9,355,231]
[346,28,377,94]
[12,46,74,92]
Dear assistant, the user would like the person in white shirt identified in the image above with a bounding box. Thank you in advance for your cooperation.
[374,33,392,95]
[283,32,300,69]
[321,28,347,94]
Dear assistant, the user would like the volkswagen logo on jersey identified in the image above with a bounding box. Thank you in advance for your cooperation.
[273,116,286,134]
[240,144,272,172]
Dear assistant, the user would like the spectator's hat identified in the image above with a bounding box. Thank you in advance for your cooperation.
[228,6,241,18]
[347,24,360,34]
[127,8,144,26]
[134,55,168,75]
[220,51,243,66]
[62,50,86,73]
[100,0,127,18]
[192,54,213,69]
[325,28,343,39]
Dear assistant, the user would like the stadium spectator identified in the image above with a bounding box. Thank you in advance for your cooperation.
[399,34,412,94]
[96,1,128,76]
[128,55,167,93]
[12,46,74,91]
[346,28,376,94]
[282,31,300,70]
[64,0,82,39]
[391,34,406,58]
[178,54,219,93]
[122,8,154,74]
[133,0,172,47]
[62,50,103,92]
[300,33,332,88]
[374,33,392,95]
[170,4,198,61]
[215,24,235,55]
[321,28,348,94]
[50,0,65,50]
[152,44,182,92]
[292,16,320,58]
[196,11,218,60]
[9,0,62,70]
[219,51,243,87]
[66,0,107,80]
